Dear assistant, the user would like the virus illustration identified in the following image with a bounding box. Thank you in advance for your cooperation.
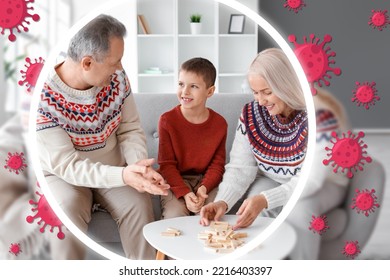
[323,131,372,179]
[0,0,40,42]
[283,0,306,13]
[4,152,27,174]
[18,56,45,93]
[288,34,341,95]
[351,188,380,217]
[368,9,390,31]
[26,191,65,240]
[9,243,22,256]
[308,215,329,235]
[351,81,380,110]
[342,240,361,259]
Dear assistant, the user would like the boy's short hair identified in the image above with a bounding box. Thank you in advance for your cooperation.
[180,57,216,88]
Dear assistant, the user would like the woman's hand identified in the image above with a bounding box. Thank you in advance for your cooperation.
[233,194,268,230]
[123,158,170,196]
[199,200,228,226]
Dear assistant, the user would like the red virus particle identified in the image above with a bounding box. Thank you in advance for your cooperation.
[308,215,329,235]
[342,240,361,259]
[288,34,342,95]
[4,152,27,174]
[368,9,390,31]
[18,56,45,93]
[350,188,380,217]
[283,0,306,13]
[351,81,380,110]
[0,0,40,42]
[323,131,372,179]
[9,243,22,256]
[19,57,45,92]
[26,191,65,240]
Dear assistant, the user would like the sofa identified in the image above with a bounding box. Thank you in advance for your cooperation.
[86,93,385,260]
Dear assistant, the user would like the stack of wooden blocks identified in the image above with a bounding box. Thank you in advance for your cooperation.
[198,221,248,253]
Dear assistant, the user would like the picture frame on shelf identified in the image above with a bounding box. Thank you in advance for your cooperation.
[228,14,245,34]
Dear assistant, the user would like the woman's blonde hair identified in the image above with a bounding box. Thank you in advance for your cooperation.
[248,48,306,111]
[313,86,351,132]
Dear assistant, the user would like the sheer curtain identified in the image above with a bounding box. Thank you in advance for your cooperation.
[1,0,73,126]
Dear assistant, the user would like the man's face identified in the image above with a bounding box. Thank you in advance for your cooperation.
[83,36,124,87]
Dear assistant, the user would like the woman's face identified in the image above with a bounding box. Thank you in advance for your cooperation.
[248,75,293,117]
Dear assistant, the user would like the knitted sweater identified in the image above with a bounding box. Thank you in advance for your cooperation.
[36,66,147,188]
[158,106,227,198]
[215,101,349,211]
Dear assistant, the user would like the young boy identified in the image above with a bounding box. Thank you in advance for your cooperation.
[158,57,227,219]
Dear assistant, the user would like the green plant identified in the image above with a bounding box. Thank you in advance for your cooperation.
[190,14,202,23]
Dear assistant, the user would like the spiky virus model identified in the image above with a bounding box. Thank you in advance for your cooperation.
[288,34,341,95]
[323,131,372,178]
[0,0,40,42]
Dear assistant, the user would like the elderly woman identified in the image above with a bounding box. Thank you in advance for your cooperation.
[200,48,308,229]
[200,48,349,259]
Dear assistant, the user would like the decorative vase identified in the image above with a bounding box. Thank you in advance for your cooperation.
[190,22,202,35]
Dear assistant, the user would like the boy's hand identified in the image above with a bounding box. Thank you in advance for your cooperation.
[184,192,200,213]
[194,185,208,211]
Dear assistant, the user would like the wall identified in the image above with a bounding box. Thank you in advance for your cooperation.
[258,0,390,130]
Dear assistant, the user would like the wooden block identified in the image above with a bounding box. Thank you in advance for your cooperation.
[232,232,248,239]
[167,227,181,235]
[161,231,177,237]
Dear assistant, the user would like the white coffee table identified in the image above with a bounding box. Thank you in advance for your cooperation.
[143,215,296,260]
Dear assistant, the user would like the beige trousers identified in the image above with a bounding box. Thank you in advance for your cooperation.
[44,174,155,260]
[161,175,218,219]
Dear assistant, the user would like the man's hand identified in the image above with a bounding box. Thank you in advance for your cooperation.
[199,200,227,226]
[233,194,267,230]
[123,158,170,196]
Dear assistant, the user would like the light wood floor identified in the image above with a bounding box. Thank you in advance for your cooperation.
[358,132,390,259]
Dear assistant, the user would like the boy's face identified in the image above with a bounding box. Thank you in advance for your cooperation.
[177,70,215,110]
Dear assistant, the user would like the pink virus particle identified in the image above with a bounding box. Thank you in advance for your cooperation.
[26,191,65,240]
[9,243,22,256]
[351,81,380,110]
[350,188,380,217]
[368,9,390,31]
[0,0,40,42]
[342,240,361,259]
[308,215,329,235]
[4,152,27,174]
[283,0,306,13]
[18,56,45,93]
[323,131,372,179]
[288,34,342,95]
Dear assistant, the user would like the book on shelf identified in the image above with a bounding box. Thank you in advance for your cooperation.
[138,14,151,34]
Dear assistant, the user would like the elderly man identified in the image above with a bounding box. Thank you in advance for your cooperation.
[36,14,169,259]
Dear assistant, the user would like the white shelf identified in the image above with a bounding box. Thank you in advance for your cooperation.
[178,34,215,38]
[219,73,247,77]
[219,34,257,38]
[138,73,175,77]
[138,34,175,38]
[134,0,258,94]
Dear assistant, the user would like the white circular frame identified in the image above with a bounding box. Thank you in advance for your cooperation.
[29,0,316,261]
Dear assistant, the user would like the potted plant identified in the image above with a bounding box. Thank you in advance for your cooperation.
[190,14,202,34]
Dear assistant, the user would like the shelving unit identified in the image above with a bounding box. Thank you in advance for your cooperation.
[134,0,258,94]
